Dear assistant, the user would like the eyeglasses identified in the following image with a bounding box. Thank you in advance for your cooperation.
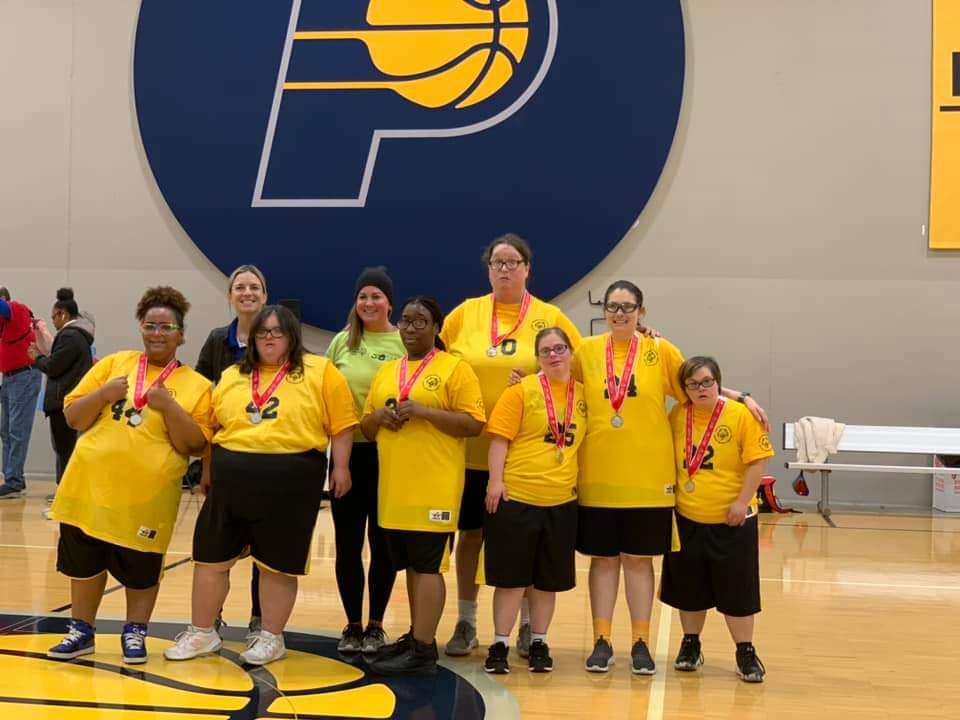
[537,343,569,358]
[255,327,285,339]
[605,302,639,314]
[684,378,717,391]
[140,322,181,335]
[397,318,429,330]
[489,259,525,272]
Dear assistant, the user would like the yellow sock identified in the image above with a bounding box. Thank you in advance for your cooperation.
[632,620,650,644]
[592,618,612,641]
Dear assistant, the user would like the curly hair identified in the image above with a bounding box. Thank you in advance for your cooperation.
[136,286,191,327]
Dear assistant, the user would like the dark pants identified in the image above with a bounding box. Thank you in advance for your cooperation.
[47,410,77,484]
[330,442,396,624]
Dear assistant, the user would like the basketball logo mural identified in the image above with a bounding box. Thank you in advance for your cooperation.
[134,0,684,328]
[0,615,488,719]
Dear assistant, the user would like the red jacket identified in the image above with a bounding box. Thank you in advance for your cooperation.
[0,300,36,373]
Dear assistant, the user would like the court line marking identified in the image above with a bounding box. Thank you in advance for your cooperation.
[7,544,960,592]
[646,606,672,720]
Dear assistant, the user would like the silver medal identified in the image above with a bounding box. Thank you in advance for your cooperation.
[611,414,624,429]
[128,411,143,427]
[249,411,263,425]
[684,480,696,494]
[486,346,498,358]
[555,447,564,464]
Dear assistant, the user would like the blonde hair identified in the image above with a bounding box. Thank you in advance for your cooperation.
[227,264,267,297]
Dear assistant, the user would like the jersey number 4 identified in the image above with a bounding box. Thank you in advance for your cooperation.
[602,375,638,399]
[110,399,140,427]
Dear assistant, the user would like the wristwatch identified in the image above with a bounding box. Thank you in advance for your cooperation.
[738,392,751,404]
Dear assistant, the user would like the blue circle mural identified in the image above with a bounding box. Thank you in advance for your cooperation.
[134,0,685,329]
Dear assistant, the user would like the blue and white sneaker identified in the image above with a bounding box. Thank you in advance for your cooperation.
[0,483,25,500]
[121,622,148,665]
[48,619,96,659]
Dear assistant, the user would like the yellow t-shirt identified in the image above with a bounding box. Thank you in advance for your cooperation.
[363,351,486,532]
[50,351,215,554]
[212,354,357,453]
[486,373,587,507]
[669,399,775,524]
[574,334,686,508]
[441,294,582,470]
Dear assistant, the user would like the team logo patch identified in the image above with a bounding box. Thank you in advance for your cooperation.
[134,1,685,329]
[531,319,547,331]
[759,434,772,452]
[715,425,733,444]
[423,374,442,391]
[0,615,490,719]
[576,399,587,417]
[286,368,306,384]
[643,349,659,366]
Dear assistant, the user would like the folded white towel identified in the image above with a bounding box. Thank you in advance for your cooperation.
[795,416,846,464]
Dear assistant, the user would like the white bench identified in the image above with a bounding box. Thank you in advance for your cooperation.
[782,423,960,519]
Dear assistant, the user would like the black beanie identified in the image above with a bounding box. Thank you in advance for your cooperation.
[354,266,394,306]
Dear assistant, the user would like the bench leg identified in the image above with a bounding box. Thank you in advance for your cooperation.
[816,469,831,520]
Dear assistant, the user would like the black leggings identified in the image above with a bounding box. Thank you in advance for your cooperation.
[330,442,395,624]
[48,410,77,485]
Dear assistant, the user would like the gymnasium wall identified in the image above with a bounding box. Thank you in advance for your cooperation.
[2,1,957,509]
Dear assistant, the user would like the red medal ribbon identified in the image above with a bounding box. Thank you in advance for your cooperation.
[685,398,726,478]
[398,348,438,401]
[133,354,179,411]
[605,333,639,415]
[490,291,532,349]
[251,363,290,411]
[539,373,575,453]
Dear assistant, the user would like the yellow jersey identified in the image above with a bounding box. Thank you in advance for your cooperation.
[212,354,357,454]
[669,399,775,524]
[363,351,486,532]
[574,334,686,508]
[486,373,587,507]
[441,294,581,470]
[50,351,215,553]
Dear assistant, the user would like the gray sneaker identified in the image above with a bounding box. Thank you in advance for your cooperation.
[444,620,479,656]
[631,639,656,675]
[516,622,531,659]
[337,624,363,653]
[585,637,614,672]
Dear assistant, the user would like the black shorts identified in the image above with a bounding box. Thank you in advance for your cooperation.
[193,447,326,576]
[483,499,577,592]
[576,506,674,557]
[57,523,164,590]
[660,513,761,617]
[384,529,451,574]
[457,469,488,531]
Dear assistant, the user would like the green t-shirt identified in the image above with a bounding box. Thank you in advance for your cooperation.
[326,328,406,442]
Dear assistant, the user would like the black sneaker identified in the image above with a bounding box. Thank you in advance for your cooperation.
[484,641,510,674]
[375,629,412,661]
[337,624,363,653]
[630,639,656,675]
[735,643,765,683]
[674,635,704,672]
[368,638,438,676]
[585,637,614,673]
[527,639,553,673]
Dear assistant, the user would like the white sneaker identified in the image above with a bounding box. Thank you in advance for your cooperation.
[240,629,286,666]
[163,625,222,661]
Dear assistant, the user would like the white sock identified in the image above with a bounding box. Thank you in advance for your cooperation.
[458,599,478,626]
[193,625,214,634]
[519,598,531,626]
[494,634,510,646]
[531,632,547,644]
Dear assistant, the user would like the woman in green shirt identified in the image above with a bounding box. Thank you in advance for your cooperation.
[326,267,406,655]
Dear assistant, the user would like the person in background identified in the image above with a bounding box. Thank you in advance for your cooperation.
[194,264,268,637]
[326,267,405,655]
[660,356,774,683]
[439,234,581,658]
[361,296,485,675]
[0,287,43,499]
[47,286,213,664]
[28,288,95,515]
